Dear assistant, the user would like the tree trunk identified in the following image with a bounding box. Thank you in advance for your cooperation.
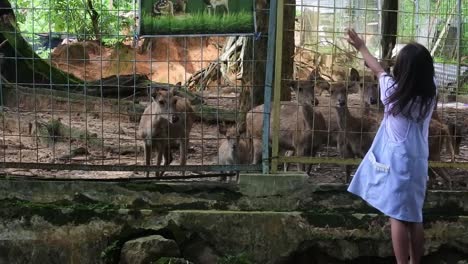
[0,1,82,87]
[381,0,398,59]
[86,0,101,42]
[281,0,295,101]
[239,0,294,116]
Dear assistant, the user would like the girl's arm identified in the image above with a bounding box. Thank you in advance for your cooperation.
[346,29,385,78]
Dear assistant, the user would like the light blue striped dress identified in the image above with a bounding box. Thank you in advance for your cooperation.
[347,74,434,223]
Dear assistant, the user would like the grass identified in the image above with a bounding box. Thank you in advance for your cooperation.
[140,11,254,35]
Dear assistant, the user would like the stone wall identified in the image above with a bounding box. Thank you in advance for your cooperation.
[0,174,467,264]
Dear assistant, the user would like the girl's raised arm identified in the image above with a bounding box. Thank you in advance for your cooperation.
[346,29,385,78]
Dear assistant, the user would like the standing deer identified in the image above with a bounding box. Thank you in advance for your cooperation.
[245,79,327,174]
[203,0,229,15]
[330,82,381,183]
[138,89,179,177]
[149,82,194,176]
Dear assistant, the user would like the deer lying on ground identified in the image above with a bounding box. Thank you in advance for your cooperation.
[218,124,262,182]
[138,89,179,177]
[245,78,327,174]
[203,0,229,14]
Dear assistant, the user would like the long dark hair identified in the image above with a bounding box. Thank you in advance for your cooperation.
[385,42,437,121]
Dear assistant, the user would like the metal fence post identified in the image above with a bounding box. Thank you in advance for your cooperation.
[270,0,284,174]
[262,0,279,174]
[456,0,462,93]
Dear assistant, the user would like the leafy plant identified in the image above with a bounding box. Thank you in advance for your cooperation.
[218,253,253,264]
[12,0,135,40]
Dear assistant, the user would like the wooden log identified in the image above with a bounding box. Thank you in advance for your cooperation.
[2,76,239,124]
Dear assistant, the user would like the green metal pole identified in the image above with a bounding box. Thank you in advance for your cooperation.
[271,0,284,174]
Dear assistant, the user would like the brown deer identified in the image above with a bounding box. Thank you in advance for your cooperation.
[217,124,261,182]
[138,89,179,177]
[149,82,194,175]
[245,79,327,174]
[330,82,381,183]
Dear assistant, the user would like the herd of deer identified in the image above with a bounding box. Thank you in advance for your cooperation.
[138,69,465,187]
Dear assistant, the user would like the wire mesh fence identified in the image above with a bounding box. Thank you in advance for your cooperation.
[275,0,468,189]
[1,0,265,180]
[0,0,467,189]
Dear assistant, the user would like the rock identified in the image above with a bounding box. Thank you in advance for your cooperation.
[119,235,180,264]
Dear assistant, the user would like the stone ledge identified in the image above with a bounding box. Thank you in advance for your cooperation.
[0,176,466,214]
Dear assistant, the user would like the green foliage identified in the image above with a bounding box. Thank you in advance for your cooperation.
[140,12,254,35]
[218,253,253,264]
[35,46,52,59]
[12,0,135,40]
[398,0,467,58]
[398,0,416,42]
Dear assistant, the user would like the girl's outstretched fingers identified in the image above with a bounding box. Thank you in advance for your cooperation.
[346,28,365,51]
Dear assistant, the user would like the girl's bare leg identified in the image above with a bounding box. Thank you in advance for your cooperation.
[408,222,424,264]
[390,218,410,264]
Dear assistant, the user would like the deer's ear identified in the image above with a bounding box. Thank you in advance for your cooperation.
[349,68,360,82]
[219,123,227,135]
[237,123,246,134]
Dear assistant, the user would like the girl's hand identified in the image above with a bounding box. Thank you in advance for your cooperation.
[346,28,366,51]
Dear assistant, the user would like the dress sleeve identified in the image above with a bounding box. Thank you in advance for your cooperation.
[378,73,396,104]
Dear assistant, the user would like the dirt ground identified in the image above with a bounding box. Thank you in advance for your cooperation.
[1,39,467,190]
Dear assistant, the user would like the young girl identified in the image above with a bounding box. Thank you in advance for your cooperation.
[346,29,437,264]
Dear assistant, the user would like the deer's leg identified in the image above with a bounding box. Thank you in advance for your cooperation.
[252,139,262,164]
[342,144,354,183]
[156,144,164,177]
[144,142,152,178]
[179,138,187,176]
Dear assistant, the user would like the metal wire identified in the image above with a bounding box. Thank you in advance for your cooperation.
[1,0,466,188]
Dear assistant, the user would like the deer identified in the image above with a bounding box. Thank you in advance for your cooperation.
[153,0,174,16]
[329,81,381,183]
[203,0,229,15]
[245,78,327,175]
[313,68,363,152]
[149,82,194,176]
[217,124,261,182]
[138,89,179,177]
